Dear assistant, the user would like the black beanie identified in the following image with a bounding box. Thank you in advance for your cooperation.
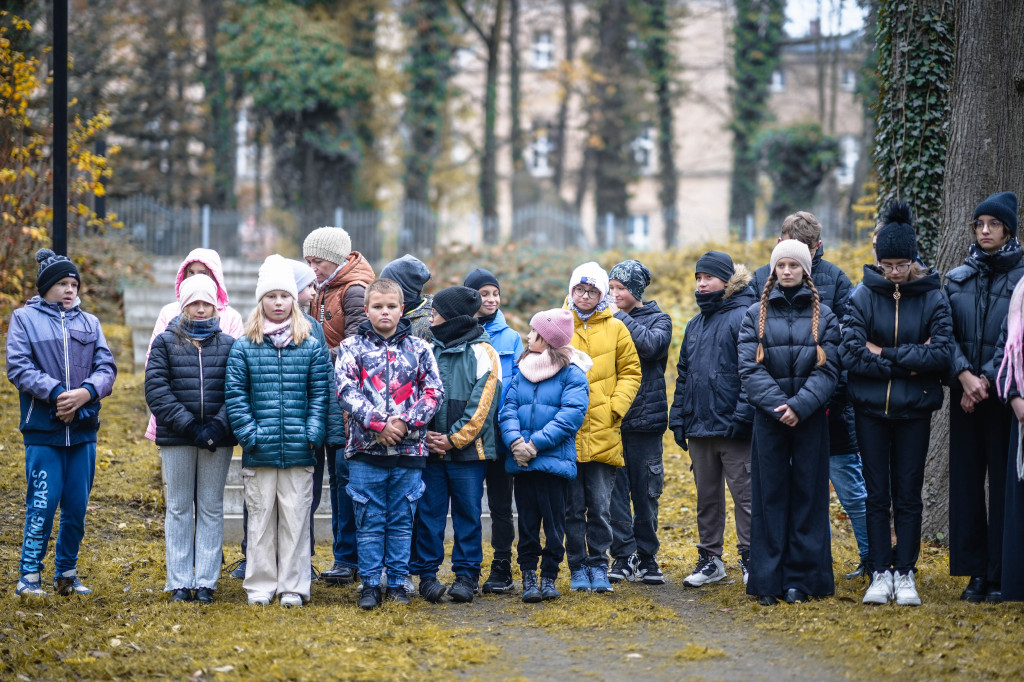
[432,286,481,321]
[694,251,734,284]
[875,200,918,261]
[464,268,500,292]
[973,191,1018,237]
[35,248,80,296]
[380,254,431,304]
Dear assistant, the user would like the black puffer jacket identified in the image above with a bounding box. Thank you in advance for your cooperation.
[145,318,238,447]
[670,269,757,439]
[944,241,1024,385]
[751,244,852,323]
[737,283,840,421]
[841,266,953,419]
[615,301,673,433]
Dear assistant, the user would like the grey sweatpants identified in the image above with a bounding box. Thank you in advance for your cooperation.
[688,436,752,557]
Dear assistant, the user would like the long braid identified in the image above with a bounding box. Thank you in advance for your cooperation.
[756,272,777,363]
[804,274,826,366]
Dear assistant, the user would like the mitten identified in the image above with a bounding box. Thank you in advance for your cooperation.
[673,426,688,451]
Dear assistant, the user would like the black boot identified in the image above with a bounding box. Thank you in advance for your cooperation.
[521,571,542,603]
[482,559,514,594]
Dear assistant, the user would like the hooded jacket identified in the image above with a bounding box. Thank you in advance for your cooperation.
[671,268,758,439]
[311,251,376,349]
[430,326,501,462]
[841,266,954,419]
[7,297,117,446]
[615,301,672,433]
[404,294,434,342]
[482,309,524,455]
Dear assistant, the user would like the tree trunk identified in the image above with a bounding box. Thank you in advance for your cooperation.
[924,0,1024,538]
[201,0,235,208]
[641,0,679,247]
[553,0,575,195]
[508,0,524,216]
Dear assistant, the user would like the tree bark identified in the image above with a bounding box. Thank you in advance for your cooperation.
[553,0,575,195]
[642,0,679,247]
[201,0,235,208]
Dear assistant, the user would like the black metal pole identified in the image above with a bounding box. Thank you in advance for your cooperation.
[53,0,68,255]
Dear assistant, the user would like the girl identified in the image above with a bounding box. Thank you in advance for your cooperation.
[737,240,840,605]
[225,255,330,607]
[841,202,953,607]
[145,275,237,604]
[500,308,590,603]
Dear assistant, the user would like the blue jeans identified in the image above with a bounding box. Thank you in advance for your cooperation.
[565,461,617,570]
[829,453,869,561]
[411,460,487,580]
[330,447,358,568]
[346,460,424,588]
[20,443,96,578]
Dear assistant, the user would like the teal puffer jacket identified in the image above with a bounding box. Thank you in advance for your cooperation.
[225,333,331,468]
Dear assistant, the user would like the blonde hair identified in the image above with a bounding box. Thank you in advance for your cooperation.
[244,299,312,346]
[780,212,823,249]
[366,277,405,305]
[756,272,827,366]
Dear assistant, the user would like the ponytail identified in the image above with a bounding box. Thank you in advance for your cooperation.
[804,275,827,366]
[755,273,777,364]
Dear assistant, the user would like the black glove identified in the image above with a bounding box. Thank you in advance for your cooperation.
[185,421,202,444]
[196,422,226,452]
[725,420,752,442]
[673,426,687,451]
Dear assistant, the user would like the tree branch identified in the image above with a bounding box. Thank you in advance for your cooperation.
[453,0,490,44]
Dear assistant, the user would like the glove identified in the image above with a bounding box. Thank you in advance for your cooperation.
[523,441,538,460]
[673,426,687,451]
[196,422,226,452]
[185,421,202,444]
[510,438,530,467]
[725,421,751,442]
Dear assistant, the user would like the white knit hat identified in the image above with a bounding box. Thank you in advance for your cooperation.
[302,226,351,265]
[770,240,813,279]
[285,258,317,292]
[255,254,299,301]
[178,274,218,312]
[569,261,609,298]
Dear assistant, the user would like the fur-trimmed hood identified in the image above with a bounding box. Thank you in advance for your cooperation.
[724,264,753,299]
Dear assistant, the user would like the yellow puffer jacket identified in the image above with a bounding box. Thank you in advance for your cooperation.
[571,307,642,466]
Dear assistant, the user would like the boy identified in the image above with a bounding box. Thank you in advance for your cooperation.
[8,248,117,598]
[412,286,502,603]
[335,278,444,609]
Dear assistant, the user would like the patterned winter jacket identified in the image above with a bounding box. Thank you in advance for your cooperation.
[335,319,444,461]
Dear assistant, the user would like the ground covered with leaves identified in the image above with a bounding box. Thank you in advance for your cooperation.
[1,321,1022,681]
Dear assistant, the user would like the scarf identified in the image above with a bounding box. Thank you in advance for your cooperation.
[477,311,498,326]
[518,347,572,383]
[570,299,608,321]
[968,239,1022,274]
[175,314,220,341]
[431,315,482,348]
[263,317,293,348]
[696,289,726,315]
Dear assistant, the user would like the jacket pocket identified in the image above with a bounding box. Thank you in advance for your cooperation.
[68,329,95,371]
[647,460,664,498]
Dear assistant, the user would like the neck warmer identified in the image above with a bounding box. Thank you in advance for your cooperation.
[696,289,726,315]
[969,239,1022,274]
[431,315,482,348]
[518,347,573,383]
[570,299,608,320]
[263,317,293,348]
[176,315,220,341]
[477,311,498,326]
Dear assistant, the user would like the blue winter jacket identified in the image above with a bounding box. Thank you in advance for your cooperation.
[483,309,524,456]
[500,360,590,479]
[225,330,331,469]
[6,297,117,446]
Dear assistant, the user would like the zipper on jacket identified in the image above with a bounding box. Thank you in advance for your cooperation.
[198,345,205,422]
[278,347,285,466]
[884,284,901,416]
[61,310,71,446]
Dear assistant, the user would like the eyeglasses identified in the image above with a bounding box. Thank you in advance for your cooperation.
[572,286,601,299]
[878,262,912,274]
[974,218,1004,230]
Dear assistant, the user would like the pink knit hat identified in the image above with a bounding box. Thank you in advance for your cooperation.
[530,308,574,348]
[178,274,218,312]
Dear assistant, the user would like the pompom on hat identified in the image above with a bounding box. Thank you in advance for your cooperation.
[35,248,80,296]
[530,309,574,349]
[875,200,919,261]
[769,239,813,278]
[255,254,299,301]
[178,274,218,312]
[302,226,352,266]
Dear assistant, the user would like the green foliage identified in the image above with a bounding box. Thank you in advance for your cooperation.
[873,0,954,261]
[757,123,840,223]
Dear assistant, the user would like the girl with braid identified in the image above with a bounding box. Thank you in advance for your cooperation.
[737,240,841,606]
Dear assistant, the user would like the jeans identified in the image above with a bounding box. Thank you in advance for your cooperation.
[829,453,869,561]
[161,445,232,591]
[514,471,568,578]
[330,447,359,568]
[565,461,616,570]
[347,460,424,588]
[609,431,665,559]
[411,460,487,580]
[20,443,96,577]
[485,454,515,562]
[310,445,326,555]
[687,436,752,557]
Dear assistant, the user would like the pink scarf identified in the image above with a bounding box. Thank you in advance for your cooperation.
[263,317,293,348]
[518,347,573,383]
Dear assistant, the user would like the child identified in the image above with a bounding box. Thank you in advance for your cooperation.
[8,248,117,598]
[381,254,434,341]
[564,262,641,593]
[335,278,444,609]
[225,255,331,607]
[670,251,757,588]
[500,308,590,603]
[737,240,840,605]
[145,275,237,604]
[464,268,525,594]
[842,202,953,606]
[411,286,502,603]
[606,260,672,585]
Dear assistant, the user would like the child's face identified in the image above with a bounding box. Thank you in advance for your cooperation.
[262,291,294,323]
[185,300,215,321]
[695,273,726,294]
[774,258,804,288]
[608,280,638,311]
[365,291,403,337]
[43,276,79,309]
[878,258,913,284]
[185,261,212,279]
[571,283,602,313]
[527,329,549,353]
[297,283,316,307]
[477,285,500,317]
[305,257,340,284]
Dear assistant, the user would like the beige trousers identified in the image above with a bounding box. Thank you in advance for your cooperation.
[242,466,313,602]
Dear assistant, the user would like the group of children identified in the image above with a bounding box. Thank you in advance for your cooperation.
[9,190,1024,611]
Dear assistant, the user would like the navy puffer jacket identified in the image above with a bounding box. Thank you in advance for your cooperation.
[737,284,841,420]
[841,266,953,419]
[145,318,238,447]
[615,301,673,432]
[225,330,331,468]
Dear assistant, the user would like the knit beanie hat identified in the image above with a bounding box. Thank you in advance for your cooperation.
[285,258,317,292]
[530,308,574,349]
[569,261,609,298]
[178,273,218,312]
[255,254,299,301]
[432,286,482,321]
[302,226,352,265]
[380,254,431,303]
[875,201,919,261]
[464,268,501,292]
[770,239,813,278]
[694,251,735,285]
[974,191,1019,237]
[35,248,80,296]
[608,260,651,301]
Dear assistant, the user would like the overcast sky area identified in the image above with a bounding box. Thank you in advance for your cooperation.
[785,0,867,38]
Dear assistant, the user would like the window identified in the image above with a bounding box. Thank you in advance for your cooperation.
[841,67,857,92]
[628,215,650,250]
[768,69,786,93]
[532,31,553,70]
[529,124,554,177]
[835,135,860,187]
[632,126,655,175]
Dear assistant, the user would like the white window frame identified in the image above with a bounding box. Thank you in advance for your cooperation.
[628,215,650,250]
[769,69,786,93]
[632,126,655,176]
[532,30,553,70]
[529,124,554,177]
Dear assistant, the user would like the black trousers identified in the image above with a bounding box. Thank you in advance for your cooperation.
[856,412,929,574]
[746,409,834,598]
[513,471,568,579]
[948,390,1010,582]
[485,454,516,562]
[1002,420,1024,601]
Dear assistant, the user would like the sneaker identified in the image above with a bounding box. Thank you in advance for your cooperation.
[637,555,664,585]
[54,570,92,596]
[322,562,358,585]
[893,570,921,606]
[862,570,894,605]
[248,595,271,606]
[357,584,382,610]
[195,587,214,605]
[738,546,750,586]
[482,559,515,594]
[588,565,614,593]
[608,554,640,583]
[569,567,591,592]
[419,577,447,603]
[844,561,868,580]
[448,576,477,603]
[16,573,48,599]
[521,571,542,603]
[540,577,561,600]
[683,549,725,587]
[227,559,247,579]
[386,586,411,605]
[280,592,303,608]
[404,576,415,594]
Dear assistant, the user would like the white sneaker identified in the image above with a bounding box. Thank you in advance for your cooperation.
[862,570,894,605]
[247,595,271,606]
[683,550,726,587]
[893,570,921,606]
[280,592,303,608]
